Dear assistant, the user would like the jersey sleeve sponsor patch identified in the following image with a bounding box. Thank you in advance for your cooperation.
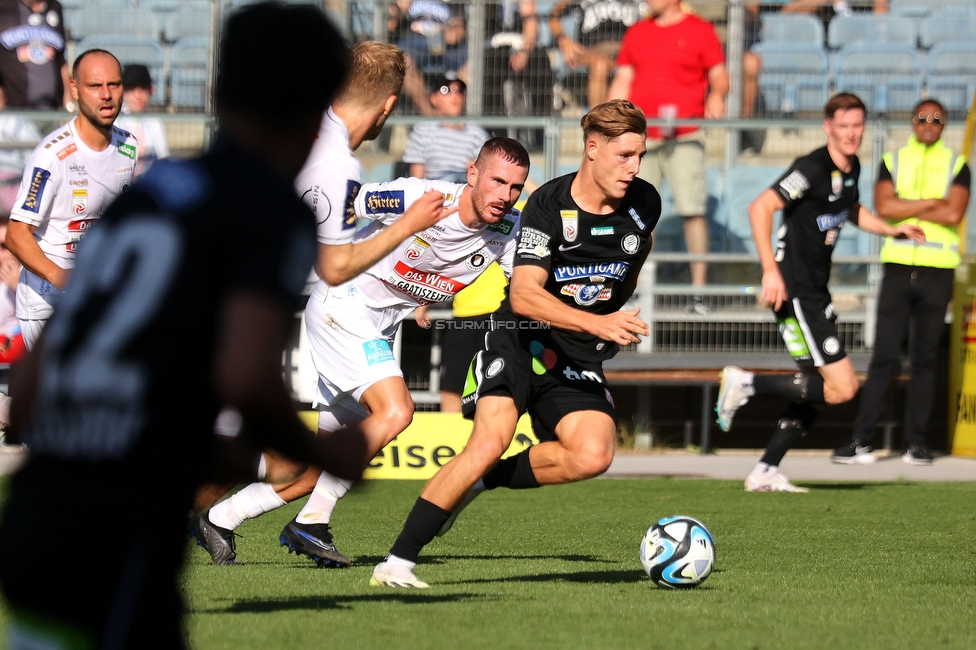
[815,209,849,232]
[778,169,810,201]
[363,339,395,365]
[363,189,405,215]
[117,143,136,160]
[343,180,361,230]
[22,167,50,213]
[516,226,551,259]
[56,143,76,160]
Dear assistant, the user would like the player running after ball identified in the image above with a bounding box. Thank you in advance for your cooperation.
[192,137,529,568]
[715,93,925,493]
[371,100,661,588]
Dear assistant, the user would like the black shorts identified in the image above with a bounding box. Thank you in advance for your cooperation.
[440,316,492,394]
[460,327,617,441]
[0,460,191,648]
[774,294,846,368]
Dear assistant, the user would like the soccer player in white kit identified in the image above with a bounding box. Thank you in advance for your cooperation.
[194,138,530,567]
[6,49,136,349]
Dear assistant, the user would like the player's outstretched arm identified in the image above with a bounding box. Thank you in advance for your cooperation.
[510,265,648,345]
[748,188,789,311]
[6,221,70,290]
[316,189,456,285]
[214,292,366,481]
[854,204,926,242]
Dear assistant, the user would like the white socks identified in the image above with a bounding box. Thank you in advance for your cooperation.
[295,471,353,525]
[384,554,416,570]
[749,462,777,479]
[209,482,286,531]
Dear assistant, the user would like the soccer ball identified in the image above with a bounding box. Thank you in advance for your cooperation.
[639,516,715,589]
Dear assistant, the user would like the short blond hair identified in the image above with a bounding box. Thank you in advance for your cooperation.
[336,41,405,108]
[581,100,647,141]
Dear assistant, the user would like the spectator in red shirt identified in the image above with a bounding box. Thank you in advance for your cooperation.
[608,0,728,311]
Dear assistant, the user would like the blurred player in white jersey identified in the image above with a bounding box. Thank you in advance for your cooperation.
[193,137,529,567]
[6,49,136,349]
[300,41,452,287]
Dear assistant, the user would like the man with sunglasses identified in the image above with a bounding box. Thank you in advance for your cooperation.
[402,72,489,183]
[832,99,970,466]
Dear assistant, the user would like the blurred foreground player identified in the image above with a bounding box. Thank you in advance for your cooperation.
[0,4,354,647]
[715,94,925,493]
[372,100,661,588]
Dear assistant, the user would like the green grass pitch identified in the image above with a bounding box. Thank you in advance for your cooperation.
[7,478,976,648]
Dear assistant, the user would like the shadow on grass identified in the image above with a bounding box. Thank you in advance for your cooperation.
[443,568,646,586]
[351,553,605,567]
[193,591,500,614]
[798,481,910,491]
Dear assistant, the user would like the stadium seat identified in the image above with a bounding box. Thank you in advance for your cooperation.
[758,14,824,46]
[919,14,976,47]
[834,44,922,114]
[78,35,165,105]
[826,15,917,49]
[139,0,181,13]
[752,44,829,114]
[719,165,784,254]
[893,0,976,17]
[170,37,209,109]
[925,42,976,114]
[163,8,211,41]
[68,8,159,42]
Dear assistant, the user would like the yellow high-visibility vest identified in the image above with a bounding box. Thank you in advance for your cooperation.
[879,135,965,269]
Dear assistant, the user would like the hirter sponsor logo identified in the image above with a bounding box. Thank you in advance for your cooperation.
[22,167,49,213]
[364,190,405,214]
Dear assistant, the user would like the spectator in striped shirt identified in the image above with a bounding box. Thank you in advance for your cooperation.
[403,72,489,183]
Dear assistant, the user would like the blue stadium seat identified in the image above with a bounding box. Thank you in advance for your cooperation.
[758,14,824,46]
[893,0,976,17]
[163,8,211,41]
[69,8,159,42]
[920,14,976,47]
[752,44,829,114]
[827,15,917,49]
[78,36,165,105]
[170,37,209,109]
[834,44,922,114]
[925,42,976,113]
[719,165,784,254]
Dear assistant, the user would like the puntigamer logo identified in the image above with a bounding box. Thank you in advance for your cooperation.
[118,143,136,160]
[365,190,405,214]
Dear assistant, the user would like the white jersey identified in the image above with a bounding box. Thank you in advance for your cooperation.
[10,118,138,320]
[116,111,169,178]
[309,177,520,333]
[295,107,361,246]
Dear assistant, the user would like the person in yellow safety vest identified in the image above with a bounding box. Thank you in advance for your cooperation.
[833,99,971,467]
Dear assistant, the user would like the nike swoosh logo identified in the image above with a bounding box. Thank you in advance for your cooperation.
[559,243,582,251]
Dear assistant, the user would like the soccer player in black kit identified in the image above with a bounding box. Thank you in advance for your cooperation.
[715,93,925,493]
[372,99,660,588]
[0,4,359,647]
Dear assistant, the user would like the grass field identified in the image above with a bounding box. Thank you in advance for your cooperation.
[4,478,976,648]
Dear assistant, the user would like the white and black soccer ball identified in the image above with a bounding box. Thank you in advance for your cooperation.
[639,516,715,589]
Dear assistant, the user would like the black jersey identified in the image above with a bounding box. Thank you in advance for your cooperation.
[567,0,643,48]
[772,146,860,298]
[23,136,316,483]
[495,172,660,366]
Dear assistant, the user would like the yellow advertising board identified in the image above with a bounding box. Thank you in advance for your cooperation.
[299,411,540,479]
[948,260,976,457]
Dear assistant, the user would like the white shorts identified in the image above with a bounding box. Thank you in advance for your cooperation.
[305,283,403,407]
[15,268,63,322]
[18,318,46,351]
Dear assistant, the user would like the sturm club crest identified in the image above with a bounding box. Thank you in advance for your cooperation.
[560,209,578,242]
[621,233,639,254]
[485,357,504,378]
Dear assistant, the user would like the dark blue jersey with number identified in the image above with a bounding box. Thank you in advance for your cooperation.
[24,136,316,482]
[495,171,660,367]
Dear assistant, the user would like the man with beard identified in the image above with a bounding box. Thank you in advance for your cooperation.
[5,48,136,348]
[192,137,530,568]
